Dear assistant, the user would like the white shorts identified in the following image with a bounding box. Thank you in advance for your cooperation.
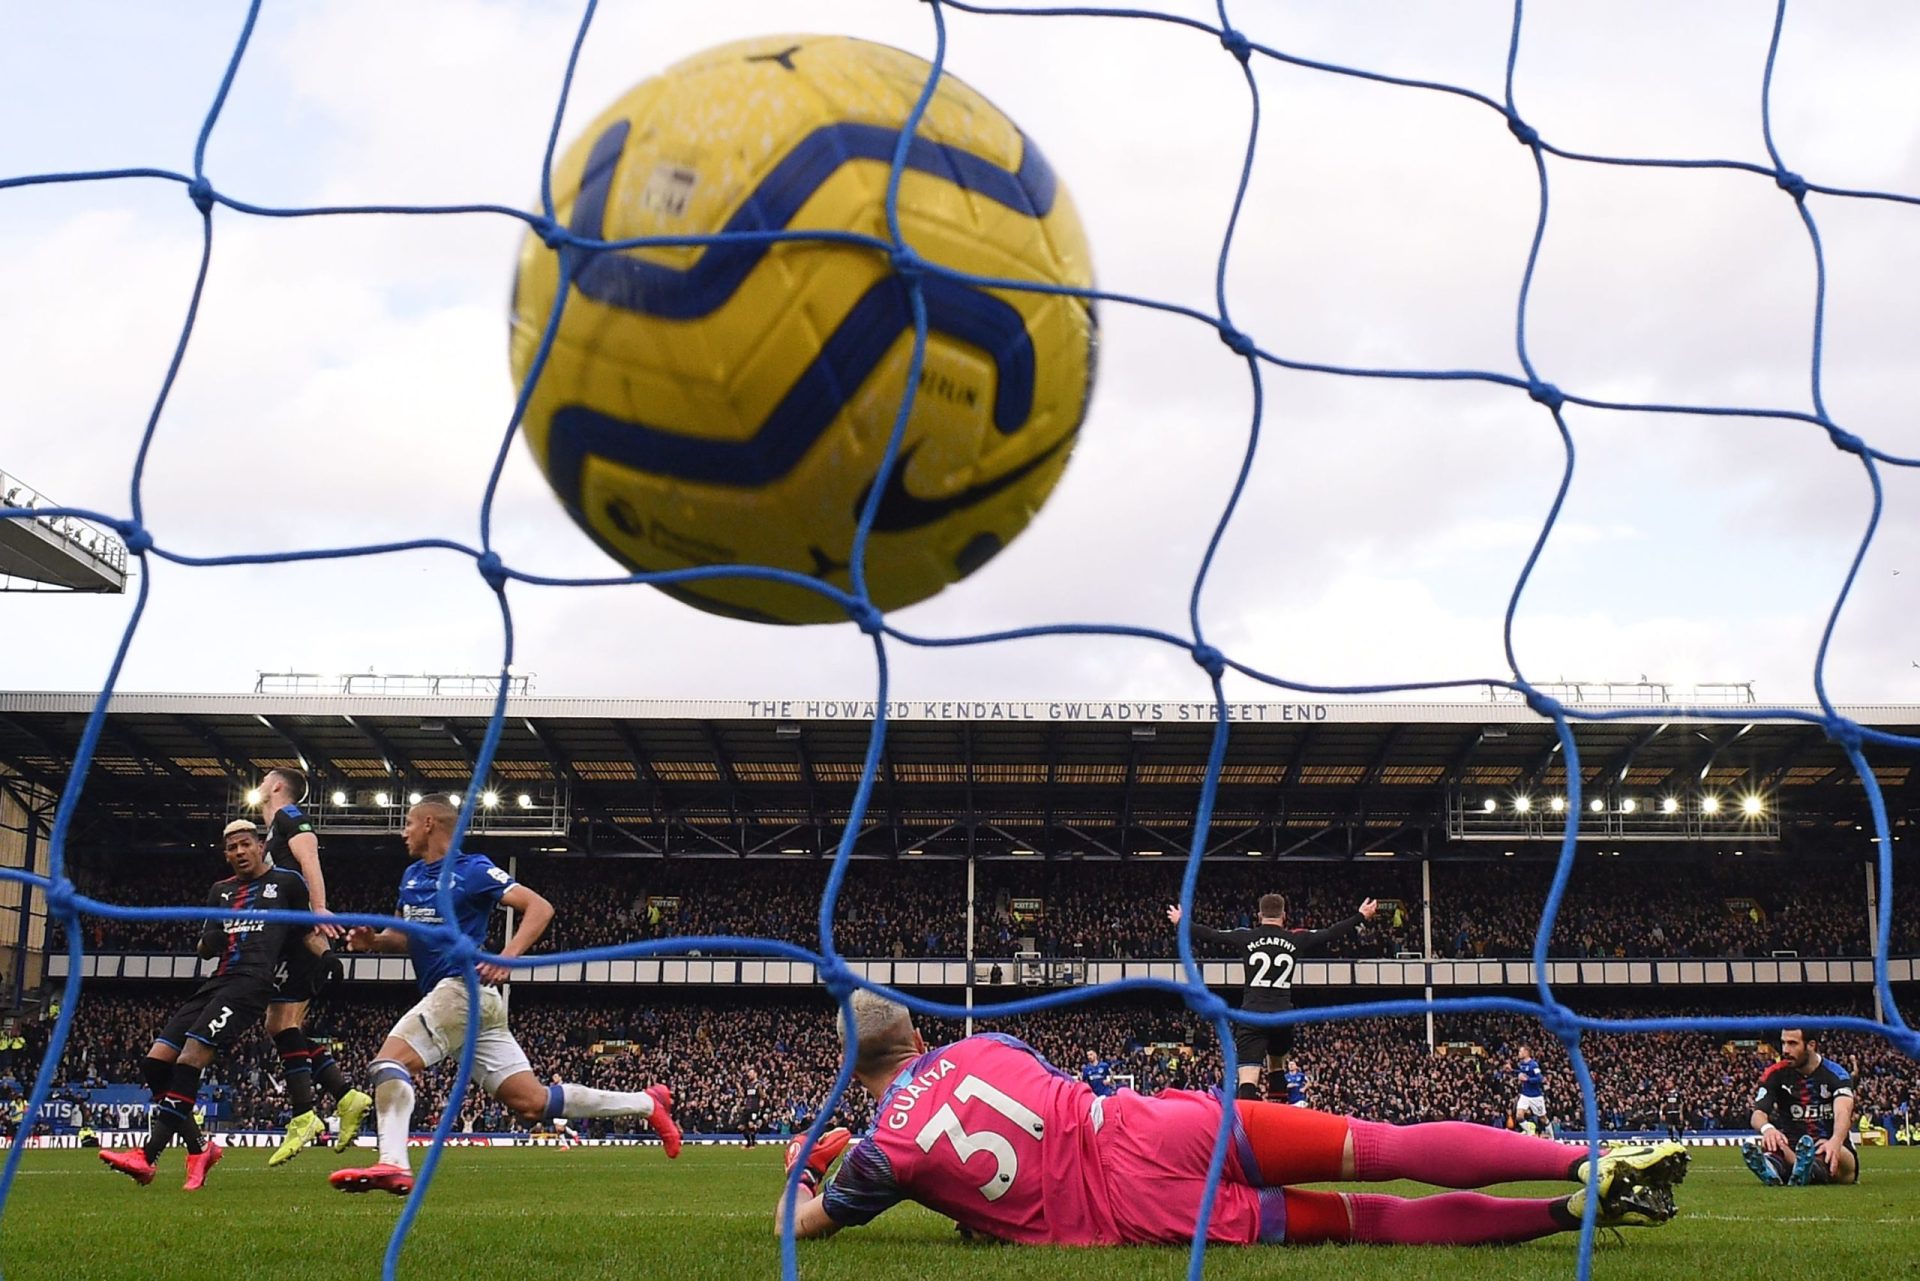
[389,978,532,1094]
[1516,1093,1548,1119]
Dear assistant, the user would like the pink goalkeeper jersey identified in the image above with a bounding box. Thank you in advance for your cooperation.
[821,1034,1280,1246]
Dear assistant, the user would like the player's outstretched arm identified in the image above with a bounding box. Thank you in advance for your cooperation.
[1819,1092,1857,1176]
[1292,900,1376,949]
[774,1188,842,1240]
[477,883,554,982]
[283,827,342,939]
[1167,904,1232,945]
[1750,1105,1792,1156]
[344,925,410,955]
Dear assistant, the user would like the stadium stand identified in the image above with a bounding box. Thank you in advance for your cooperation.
[14,989,1917,1143]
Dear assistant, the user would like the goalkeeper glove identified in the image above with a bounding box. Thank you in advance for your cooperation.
[785,1126,852,1196]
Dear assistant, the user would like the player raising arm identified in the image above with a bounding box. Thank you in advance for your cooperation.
[255,767,373,1168]
[776,992,1687,1248]
[1168,893,1377,1100]
[329,797,681,1195]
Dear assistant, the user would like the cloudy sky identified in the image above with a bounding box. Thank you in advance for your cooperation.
[3,0,1918,709]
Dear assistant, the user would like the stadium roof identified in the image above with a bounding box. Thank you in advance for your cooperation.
[1,693,1913,858]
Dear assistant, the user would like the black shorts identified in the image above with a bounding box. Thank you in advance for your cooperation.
[158,974,275,1053]
[271,943,338,1004]
[1232,1019,1294,1066]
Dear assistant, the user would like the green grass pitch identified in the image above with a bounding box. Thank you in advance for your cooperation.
[3,1145,1916,1281]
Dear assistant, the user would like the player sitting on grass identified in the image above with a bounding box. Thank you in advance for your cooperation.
[329,797,680,1195]
[1742,1027,1858,1187]
[100,820,312,1190]
[776,992,1688,1248]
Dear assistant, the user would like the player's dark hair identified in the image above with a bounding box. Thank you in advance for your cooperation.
[1257,892,1287,920]
[266,766,309,802]
[1783,1026,1821,1044]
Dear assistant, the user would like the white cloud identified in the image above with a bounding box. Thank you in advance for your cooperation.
[4,0,1919,712]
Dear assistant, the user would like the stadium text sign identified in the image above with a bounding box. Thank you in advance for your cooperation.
[743,700,1329,722]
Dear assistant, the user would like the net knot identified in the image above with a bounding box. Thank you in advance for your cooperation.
[1823,422,1866,456]
[846,600,884,635]
[1527,380,1565,413]
[1218,28,1252,63]
[1521,686,1563,719]
[44,877,78,918]
[1217,326,1256,358]
[116,522,154,555]
[1539,1003,1581,1044]
[443,930,482,971]
[1190,644,1226,679]
[475,550,509,593]
[890,246,927,283]
[818,958,857,1000]
[1822,715,1863,753]
[1505,112,1540,147]
[530,216,569,250]
[1185,989,1232,1025]
[1774,168,1808,201]
[186,176,216,214]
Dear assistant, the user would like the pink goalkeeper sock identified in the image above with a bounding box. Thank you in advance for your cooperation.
[1350,1191,1566,1245]
[1349,1119,1576,1187]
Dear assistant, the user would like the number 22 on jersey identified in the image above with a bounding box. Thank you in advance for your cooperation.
[913,1075,1046,1201]
[1248,951,1296,989]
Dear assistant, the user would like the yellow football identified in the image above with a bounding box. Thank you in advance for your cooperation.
[509,34,1096,624]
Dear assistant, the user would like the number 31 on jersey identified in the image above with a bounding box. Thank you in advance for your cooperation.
[913,1076,1045,1201]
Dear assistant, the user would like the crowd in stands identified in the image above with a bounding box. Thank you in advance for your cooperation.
[44,847,1920,961]
[16,985,1918,1141]
[1429,862,1914,960]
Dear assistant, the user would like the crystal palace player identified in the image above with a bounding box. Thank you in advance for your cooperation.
[255,768,373,1168]
[1167,894,1377,1099]
[330,797,681,1195]
[99,821,312,1190]
[1743,1027,1858,1186]
[778,993,1687,1247]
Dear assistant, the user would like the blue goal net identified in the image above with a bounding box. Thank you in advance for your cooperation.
[3,1,1919,1278]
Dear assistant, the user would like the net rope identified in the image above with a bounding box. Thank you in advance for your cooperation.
[3,0,1919,1277]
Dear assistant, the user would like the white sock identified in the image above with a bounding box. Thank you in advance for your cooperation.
[371,1064,415,1170]
[551,1082,653,1120]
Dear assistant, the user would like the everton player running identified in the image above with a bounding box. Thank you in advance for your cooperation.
[1743,1027,1858,1186]
[778,993,1687,1248]
[1167,894,1377,1099]
[330,797,681,1195]
[100,821,311,1189]
[256,768,374,1167]
[1513,1045,1553,1138]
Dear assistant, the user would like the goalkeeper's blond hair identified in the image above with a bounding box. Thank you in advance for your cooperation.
[843,990,916,1078]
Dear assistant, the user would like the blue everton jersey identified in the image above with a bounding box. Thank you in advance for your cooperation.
[1518,1058,1545,1098]
[1284,1070,1308,1104]
[396,852,515,992]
